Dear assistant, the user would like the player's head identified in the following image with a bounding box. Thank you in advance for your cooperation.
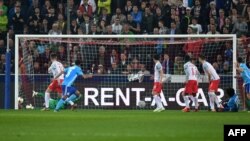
[153,54,160,62]
[74,60,81,66]
[226,87,235,97]
[198,54,206,63]
[50,53,57,61]
[237,57,243,63]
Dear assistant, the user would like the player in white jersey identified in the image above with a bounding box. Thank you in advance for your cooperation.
[152,55,165,112]
[182,56,199,112]
[198,54,223,112]
[41,53,64,111]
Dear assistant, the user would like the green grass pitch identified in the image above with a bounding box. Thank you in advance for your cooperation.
[0,110,249,141]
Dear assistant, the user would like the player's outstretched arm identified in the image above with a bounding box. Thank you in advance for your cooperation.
[159,69,164,83]
[82,74,93,79]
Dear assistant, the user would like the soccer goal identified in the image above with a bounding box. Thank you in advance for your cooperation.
[14,34,237,110]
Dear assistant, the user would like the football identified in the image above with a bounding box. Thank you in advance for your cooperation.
[138,101,146,108]
[26,104,34,109]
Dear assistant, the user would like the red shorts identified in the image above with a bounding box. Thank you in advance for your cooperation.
[48,79,63,93]
[184,80,198,95]
[153,82,162,94]
[209,80,220,92]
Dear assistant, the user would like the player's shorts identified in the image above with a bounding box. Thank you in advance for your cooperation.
[48,79,63,93]
[209,80,220,92]
[244,83,250,94]
[153,82,162,94]
[62,85,76,96]
[184,80,198,95]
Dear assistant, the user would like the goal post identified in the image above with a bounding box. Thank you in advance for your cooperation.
[14,34,237,110]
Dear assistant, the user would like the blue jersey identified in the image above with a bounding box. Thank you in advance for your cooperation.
[240,63,250,84]
[62,65,83,86]
[226,94,239,112]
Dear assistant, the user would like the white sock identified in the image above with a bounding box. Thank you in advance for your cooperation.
[45,92,50,108]
[65,98,74,106]
[211,92,220,108]
[154,95,162,108]
[183,95,190,108]
[208,92,215,110]
[193,96,198,109]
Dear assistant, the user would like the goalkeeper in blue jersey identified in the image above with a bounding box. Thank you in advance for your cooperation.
[235,57,250,112]
[32,90,82,110]
[53,60,92,112]
[221,88,239,112]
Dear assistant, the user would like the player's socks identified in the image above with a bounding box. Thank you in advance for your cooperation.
[208,92,215,110]
[156,96,164,108]
[45,92,50,108]
[65,94,77,105]
[183,95,190,108]
[153,95,161,108]
[55,99,65,111]
[211,92,221,108]
[189,95,198,109]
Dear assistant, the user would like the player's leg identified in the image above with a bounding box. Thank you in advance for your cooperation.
[43,80,57,111]
[191,81,199,111]
[54,85,68,112]
[182,81,192,112]
[211,80,223,110]
[152,82,164,112]
[244,84,250,112]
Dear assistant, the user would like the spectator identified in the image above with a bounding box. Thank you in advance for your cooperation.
[207,24,220,34]
[118,53,128,72]
[33,61,43,74]
[40,18,49,34]
[208,1,217,20]
[56,13,66,33]
[167,21,181,35]
[189,17,203,34]
[174,55,184,75]
[97,0,111,15]
[174,16,181,30]
[131,5,142,24]
[98,8,111,25]
[97,20,107,33]
[122,23,133,34]
[57,45,67,62]
[162,53,174,74]
[138,64,150,75]
[12,3,24,34]
[93,46,109,71]
[57,2,65,17]
[48,23,62,35]
[149,0,158,14]
[111,62,120,74]
[158,20,167,34]
[0,0,8,33]
[76,10,84,25]
[161,0,171,23]
[111,8,126,24]
[80,15,91,34]
[155,7,164,26]
[0,39,5,55]
[89,24,101,34]
[80,0,96,13]
[97,64,106,74]
[218,9,226,33]
[213,54,224,74]
[38,47,51,72]
[41,0,51,16]
[124,0,133,15]
[222,26,230,34]
[46,7,56,30]
[112,17,122,34]
[70,19,79,34]
[104,25,116,34]
[224,41,233,62]
[141,7,154,34]
[131,57,140,72]
[230,8,238,24]
[192,0,202,19]
[235,0,248,16]
[180,7,192,34]
[232,16,248,37]
[78,0,93,18]
[223,61,230,74]
[0,54,5,73]
[127,13,141,34]
[223,17,233,33]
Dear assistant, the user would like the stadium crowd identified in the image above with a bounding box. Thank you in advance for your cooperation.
[0,0,249,74]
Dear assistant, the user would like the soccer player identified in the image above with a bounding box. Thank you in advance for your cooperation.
[53,60,92,112]
[182,56,199,112]
[152,55,165,112]
[235,57,250,112]
[42,53,64,111]
[221,87,239,112]
[198,54,223,112]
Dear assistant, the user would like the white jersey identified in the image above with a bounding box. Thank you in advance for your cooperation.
[184,62,199,81]
[202,61,220,80]
[154,61,163,82]
[48,60,64,80]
